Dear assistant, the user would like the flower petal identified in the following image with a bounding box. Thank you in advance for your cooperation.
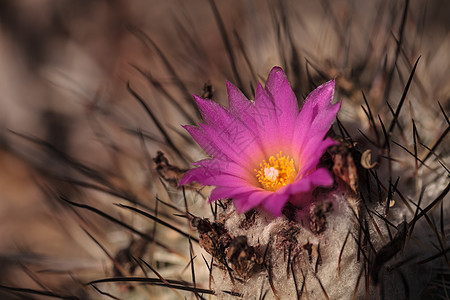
[287,176,312,194]
[233,190,269,213]
[288,168,333,207]
[179,166,217,185]
[183,125,224,158]
[180,167,250,187]
[209,186,258,203]
[288,191,314,208]
[307,168,334,186]
[198,123,260,165]
[253,82,279,144]
[261,192,290,217]
[193,158,254,181]
[189,95,264,164]
[292,80,339,153]
[227,81,257,127]
[195,94,257,138]
[265,67,298,142]
[193,94,228,126]
[298,137,337,177]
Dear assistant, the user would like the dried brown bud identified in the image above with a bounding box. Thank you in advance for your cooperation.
[153,151,187,187]
[226,236,262,279]
[310,201,333,235]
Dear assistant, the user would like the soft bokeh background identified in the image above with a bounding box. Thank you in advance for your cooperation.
[0,0,449,299]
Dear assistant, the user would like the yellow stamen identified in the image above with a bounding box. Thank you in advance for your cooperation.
[255,151,297,191]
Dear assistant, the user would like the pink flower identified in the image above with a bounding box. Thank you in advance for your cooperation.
[180,67,340,217]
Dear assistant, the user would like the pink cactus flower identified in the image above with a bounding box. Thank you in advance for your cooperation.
[180,67,340,217]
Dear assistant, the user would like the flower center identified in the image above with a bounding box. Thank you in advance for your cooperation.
[255,151,297,191]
